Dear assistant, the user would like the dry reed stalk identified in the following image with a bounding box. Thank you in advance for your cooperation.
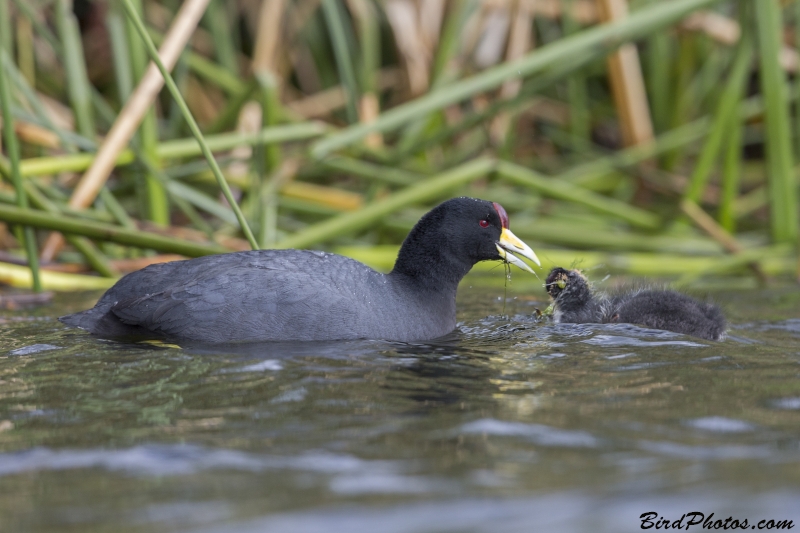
[680,198,767,281]
[482,0,596,24]
[133,219,239,249]
[281,181,363,212]
[286,85,347,119]
[2,119,60,149]
[145,1,215,57]
[500,0,533,99]
[596,0,654,147]
[490,0,534,144]
[385,0,430,95]
[226,101,262,182]
[347,0,384,148]
[250,0,289,246]
[252,0,286,77]
[681,10,799,73]
[287,0,321,35]
[36,263,88,274]
[534,0,596,24]
[271,158,301,192]
[288,43,322,95]
[419,0,445,52]
[287,69,402,118]
[110,254,187,272]
[184,76,222,124]
[30,253,187,274]
[680,199,742,253]
[0,224,13,249]
[414,3,441,59]
[283,0,322,88]
[474,5,511,69]
[40,0,211,263]
[458,3,488,64]
[527,97,570,125]
[358,93,382,148]
[37,93,75,132]
[639,167,720,205]
[780,48,800,74]
[681,10,740,44]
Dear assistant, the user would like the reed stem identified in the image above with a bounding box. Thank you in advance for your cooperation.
[755,0,798,243]
[322,0,360,124]
[0,203,228,257]
[684,33,753,203]
[311,0,723,158]
[277,158,496,250]
[0,30,41,290]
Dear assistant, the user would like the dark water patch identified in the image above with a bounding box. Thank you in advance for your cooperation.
[1,285,800,532]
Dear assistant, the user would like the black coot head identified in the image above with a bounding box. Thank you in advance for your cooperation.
[434,197,506,262]
[393,197,538,281]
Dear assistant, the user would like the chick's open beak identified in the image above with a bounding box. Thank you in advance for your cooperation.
[496,228,540,273]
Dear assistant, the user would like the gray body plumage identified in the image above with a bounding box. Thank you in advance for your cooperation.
[61,250,457,343]
[60,197,527,343]
[546,268,726,341]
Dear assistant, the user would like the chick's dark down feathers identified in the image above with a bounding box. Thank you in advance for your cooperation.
[545,267,726,341]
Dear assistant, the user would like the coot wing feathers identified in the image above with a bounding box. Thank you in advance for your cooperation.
[108,250,368,342]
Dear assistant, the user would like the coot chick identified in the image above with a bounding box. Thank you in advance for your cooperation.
[544,267,726,341]
[61,197,539,343]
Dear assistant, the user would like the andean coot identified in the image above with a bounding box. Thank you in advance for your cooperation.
[61,197,539,343]
[544,267,726,341]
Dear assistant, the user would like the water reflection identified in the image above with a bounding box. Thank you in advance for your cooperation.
[1,286,800,532]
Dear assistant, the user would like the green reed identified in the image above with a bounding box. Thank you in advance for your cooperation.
[0,0,797,291]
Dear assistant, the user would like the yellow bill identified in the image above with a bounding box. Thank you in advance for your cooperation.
[496,228,540,273]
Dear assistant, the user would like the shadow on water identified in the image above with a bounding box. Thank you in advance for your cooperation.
[0,284,799,532]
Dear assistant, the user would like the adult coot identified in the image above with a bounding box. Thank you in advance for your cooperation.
[544,267,726,341]
[61,197,539,343]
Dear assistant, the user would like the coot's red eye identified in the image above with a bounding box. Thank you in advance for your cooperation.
[479,219,490,228]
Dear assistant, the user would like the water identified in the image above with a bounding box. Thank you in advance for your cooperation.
[1,282,799,532]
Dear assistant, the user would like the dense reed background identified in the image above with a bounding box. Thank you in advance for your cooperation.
[0,0,798,295]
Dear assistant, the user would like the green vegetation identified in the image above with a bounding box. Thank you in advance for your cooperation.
[0,0,798,292]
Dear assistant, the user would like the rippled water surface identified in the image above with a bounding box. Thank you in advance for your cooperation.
[1,281,799,533]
